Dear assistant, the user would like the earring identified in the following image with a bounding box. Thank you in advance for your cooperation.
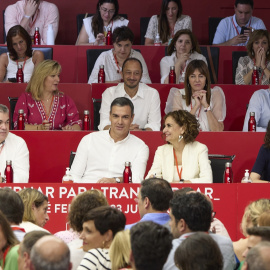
[178,135,183,142]
[187,83,190,89]
[205,83,208,88]
[251,50,254,56]
[174,46,176,51]
[190,49,193,54]
[267,51,270,55]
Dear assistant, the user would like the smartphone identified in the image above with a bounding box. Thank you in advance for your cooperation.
[240,26,249,35]
[8,78,17,83]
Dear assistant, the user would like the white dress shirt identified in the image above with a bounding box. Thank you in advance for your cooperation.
[70,130,149,183]
[88,49,151,84]
[0,132,29,183]
[98,83,161,131]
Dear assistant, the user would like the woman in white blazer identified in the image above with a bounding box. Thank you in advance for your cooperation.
[146,110,213,183]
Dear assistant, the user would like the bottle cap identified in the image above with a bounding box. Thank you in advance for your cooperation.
[18,109,24,114]
[125,161,131,166]
[245,169,249,177]
[250,112,255,116]
[35,27,39,31]
[99,65,104,69]
[84,110,90,115]
[65,167,70,174]
[253,66,257,70]
[6,160,12,165]
[156,33,160,38]
[225,162,232,168]
[18,64,23,69]
[170,66,175,70]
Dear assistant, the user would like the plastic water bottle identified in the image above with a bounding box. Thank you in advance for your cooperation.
[62,168,74,183]
[47,24,55,45]
[154,33,162,46]
[241,169,252,183]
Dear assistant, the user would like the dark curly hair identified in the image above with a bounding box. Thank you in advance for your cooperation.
[264,121,270,149]
[167,29,201,56]
[68,189,108,232]
[164,110,199,143]
[247,30,270,61]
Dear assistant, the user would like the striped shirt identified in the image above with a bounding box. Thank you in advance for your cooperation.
[77,248,111,270]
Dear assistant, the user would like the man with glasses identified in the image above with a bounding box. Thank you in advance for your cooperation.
[0,104,29,183]
[5,0,59,45]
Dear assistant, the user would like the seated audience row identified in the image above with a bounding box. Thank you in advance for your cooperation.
[3,0,267,47]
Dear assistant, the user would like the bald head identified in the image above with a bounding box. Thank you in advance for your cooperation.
[30,236,71,270]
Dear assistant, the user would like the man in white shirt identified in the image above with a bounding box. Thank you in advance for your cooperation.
[5,0,59,45]
[0,104,29,183]
[213,0,266,46]
[70,97,149,183]
[98,58,161,131]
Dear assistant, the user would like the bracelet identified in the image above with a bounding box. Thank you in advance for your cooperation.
[24,15,31,19]
[204,105,211,112]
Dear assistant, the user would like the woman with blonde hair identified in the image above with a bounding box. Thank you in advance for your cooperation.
[233,198,270,263]
[109,230,131,270]
[18,188,50,233]
[13,60,82,130]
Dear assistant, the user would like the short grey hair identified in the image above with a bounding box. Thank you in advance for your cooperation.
[30,242,70,270]
[0,104,9,114]
[245,241,270,270]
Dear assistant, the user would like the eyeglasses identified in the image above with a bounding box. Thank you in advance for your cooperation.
[100,6,115,15]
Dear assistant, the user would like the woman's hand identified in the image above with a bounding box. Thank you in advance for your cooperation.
[255,47,265,68]
[94,33,106,45]
[176,53,190,70]
[62,125,74,131]
[192,90,208,109]
[41,120,51,130]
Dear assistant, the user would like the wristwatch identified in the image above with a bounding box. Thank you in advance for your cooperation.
[115,177,121,183]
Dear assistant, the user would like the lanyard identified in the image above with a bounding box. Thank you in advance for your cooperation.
[16,57,27,71]
[41,96,54,120]
[232,17,251,35]
[173,148,182,180]
[113,53,121,73]
[29,9,40,30]
[11,226,26,233]
[2,246,10,269]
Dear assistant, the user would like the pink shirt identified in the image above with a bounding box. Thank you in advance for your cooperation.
[5,0,59,45]
[13,92,82,130]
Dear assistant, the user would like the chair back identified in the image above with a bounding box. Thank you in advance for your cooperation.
[208,17,223,45]
[77,13,128,36]
[209,154,236,183]
[92,98,101,131]
[0,46,53,60]
[200,46,219,84]
[69,151,76,168]
[140,17,151,45]
[8,97,18,130]
[3,10,6,43]
[232,51,248,84]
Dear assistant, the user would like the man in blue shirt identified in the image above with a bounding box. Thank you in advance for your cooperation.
[125,178,173,229]
[213,0,266,46]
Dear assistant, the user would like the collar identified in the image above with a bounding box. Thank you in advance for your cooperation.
[117,83,144,99]
[141,212,170,221]
[233,14,252,28]
[106,129,130,143]
[179,232,195,239]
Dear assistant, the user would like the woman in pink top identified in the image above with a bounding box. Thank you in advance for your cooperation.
[13,60,82,130]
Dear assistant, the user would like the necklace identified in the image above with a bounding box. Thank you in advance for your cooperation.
[41,96,54,120]
[173,148,182,180]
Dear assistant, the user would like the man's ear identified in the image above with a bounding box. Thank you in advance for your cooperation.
[144,196,151,209]
[177,218,187,233]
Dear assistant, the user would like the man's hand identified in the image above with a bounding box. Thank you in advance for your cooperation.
[229,34,248,45]
[97,177,116,183]
[24,0,38,17]
[129,124,140,130]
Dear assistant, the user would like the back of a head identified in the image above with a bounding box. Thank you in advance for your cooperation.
[20,231,51,256]
[170,192,212,232]
[245,241,270,270]
[258,211,270,226]
[130,221,173,270]
[109,230,131,270]
[174,232,223,270]
[141,178,173,211]
[30,235,70,270]
[68,189,108,232]
[83,206,126,237]
[247,226,270,242]
[0,187,24,224]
